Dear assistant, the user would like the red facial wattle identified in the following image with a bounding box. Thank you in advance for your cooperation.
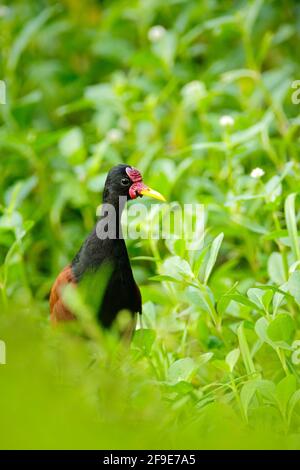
[126,167,143,183]
[126,167,145,199]
[129,181,148,199]
[126,166,166,202]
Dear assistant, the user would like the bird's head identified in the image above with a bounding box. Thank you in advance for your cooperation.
[104,164,166,203]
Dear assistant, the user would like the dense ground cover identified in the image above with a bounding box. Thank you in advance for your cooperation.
[1,0,300,449]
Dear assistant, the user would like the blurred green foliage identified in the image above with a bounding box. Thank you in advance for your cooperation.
[1,0,300,449]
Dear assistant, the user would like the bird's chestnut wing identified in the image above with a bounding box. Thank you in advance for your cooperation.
[50,265,76,324]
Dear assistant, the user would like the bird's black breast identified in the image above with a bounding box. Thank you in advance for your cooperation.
[99,264,142,327]
[71,230,142,328]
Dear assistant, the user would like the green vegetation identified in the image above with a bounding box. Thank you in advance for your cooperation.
[1,0,300,449]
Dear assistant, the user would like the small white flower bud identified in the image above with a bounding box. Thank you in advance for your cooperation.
[148,25,166,42]
[106,128,123,143]
[250,167,265,178]
[181,81,206,101]
[219,115,234,127]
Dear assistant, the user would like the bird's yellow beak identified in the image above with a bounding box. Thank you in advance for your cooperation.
[139,187,166,202]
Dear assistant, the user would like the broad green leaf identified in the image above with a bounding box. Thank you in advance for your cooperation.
[160,256,194,282]
[276,375,296,416]
[167,358,197,384]
[267,252,286,284]
[255,380,276,402]
[255,317,294,351]
[225,348,240,372]
[267,314,295,344]
[273,282,289,316]
[240,379,275,420]
[225,293,261,309]
[240,381,257,420]
[247,288,273,312]
[166,381,194,395]
[142,302,156,329]
[289,260,300,273]
[193,245,210,278]
[132,329,156,356]
[185,285,218,325]
[255,317,270,344]
[212,359,230,372]
[198,352,214,365]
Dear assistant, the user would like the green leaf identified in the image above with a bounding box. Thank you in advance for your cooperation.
[267,314,295,344]
[167,358,197,384]
[273,282,289,316]
[288,390,300,426]
[152,31,177,69]
[132,329,156,356]
[141,302,156,329]
[265,175,282,202]
[241,379,275,420]
[225,348,240,372]
[247,288,273,312]
[285,193,300,261]
[160,256,194,282]
[244,0,264,33]
[150,274,180,283]
[263,230,288,241]
[185,285,218,325]
[267,252,286,284]
[276,375,296,416]
[255,317,270,343]
[198,352,214,365]
[212,359,230,372]
[240,381,257,420]
[5,176,38,210]
[224,293,260,309]
[166,381,194,395]
[8,6,58,71]
[193,245,210,278]
[255,316,293,351]
[204,233,224,284]
[237,323,256,376]
[287,271,300,305]
[59,127,85,163]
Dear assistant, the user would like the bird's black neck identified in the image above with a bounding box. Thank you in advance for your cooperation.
[71,192,128,280]
[99,192,127,240]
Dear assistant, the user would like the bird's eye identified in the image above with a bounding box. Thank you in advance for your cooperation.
[121,178,130,187]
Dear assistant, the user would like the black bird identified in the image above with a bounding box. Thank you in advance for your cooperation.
[50,164,165,329]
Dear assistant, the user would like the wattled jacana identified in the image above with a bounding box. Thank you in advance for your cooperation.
[50,164,165,329]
